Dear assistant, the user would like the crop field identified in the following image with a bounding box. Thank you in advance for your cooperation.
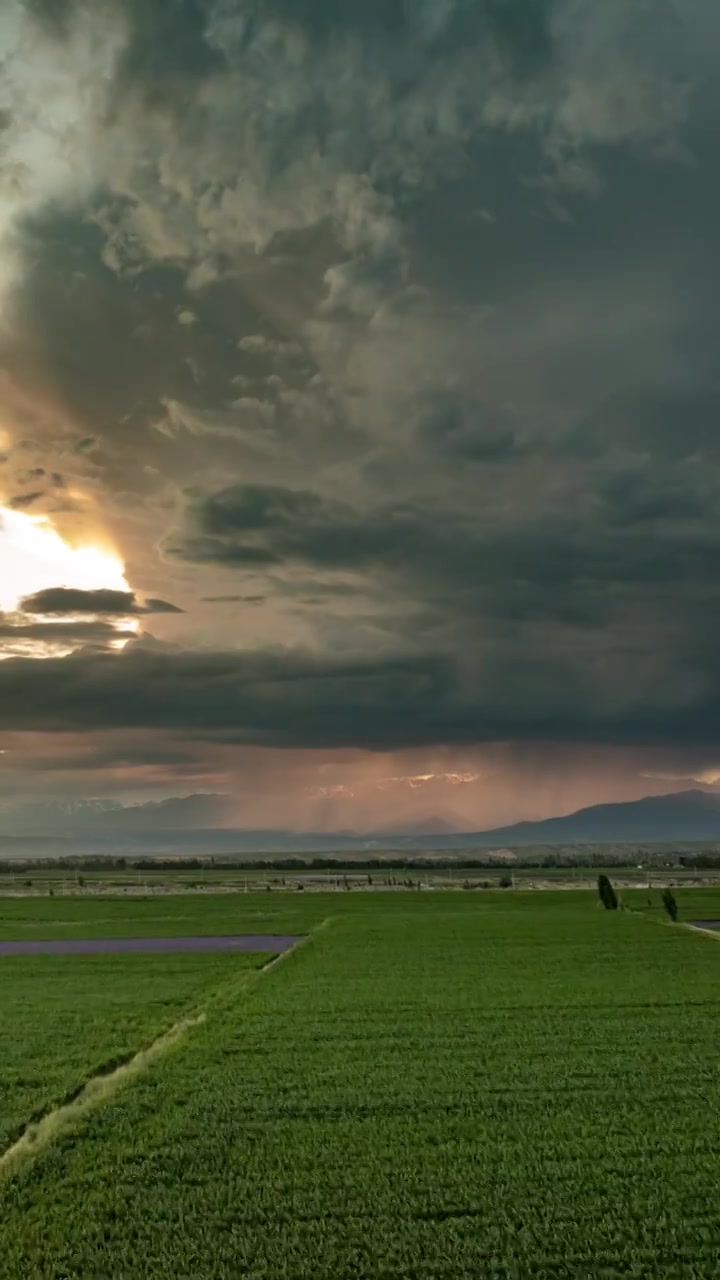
[2,890,720,1276]
[0,949,271,1151]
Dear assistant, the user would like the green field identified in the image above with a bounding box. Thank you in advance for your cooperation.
[2,890,720,1276]
[0,950,271,1151]
[0,892,327,939]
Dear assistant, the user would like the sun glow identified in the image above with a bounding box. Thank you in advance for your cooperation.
[0,505,130,612]
[0,505,138,658]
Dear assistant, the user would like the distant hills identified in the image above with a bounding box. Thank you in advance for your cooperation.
[471,789,720,845]
[1,788,720,858]
[0,794,235,835]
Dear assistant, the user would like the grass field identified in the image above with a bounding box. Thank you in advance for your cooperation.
[0,951,271,1150]
[2,889,720,1276]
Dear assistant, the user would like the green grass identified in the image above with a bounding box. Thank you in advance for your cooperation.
[0,892,328,939]
[3,892,720,1276]
[0,952,271,1151]
[622,885,720,919]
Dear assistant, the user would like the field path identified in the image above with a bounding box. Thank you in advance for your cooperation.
[0,929,314,1182]
[0,1012,207,1178]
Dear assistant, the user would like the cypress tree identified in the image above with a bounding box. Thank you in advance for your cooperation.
[597,874,618,911]
[662,887,678,922]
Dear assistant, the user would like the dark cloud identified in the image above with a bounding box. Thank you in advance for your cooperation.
[21,0,79,38]
[0,639,717,752]
[165,483,436,570]
[0,646,455,748]
[109,0,223,106]
[415,389,523,462]
[167,472,720,613]
[20,588,182,615]
[160,463,720,738]
[143,597,185,614]
[215,0,556,77]
[24,0,221,92]
[8,491,44,509]
[202,594,266,604]
[0,0,719,804]
[0,619,136,644]
[0,204,347,514]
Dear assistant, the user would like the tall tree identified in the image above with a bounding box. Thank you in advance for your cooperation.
[597,874,618,911]
[662,888,678,922]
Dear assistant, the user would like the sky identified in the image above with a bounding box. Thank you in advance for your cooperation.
[0,0,719,832]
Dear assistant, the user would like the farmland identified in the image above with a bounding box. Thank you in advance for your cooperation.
[2,891,720,1276]
[0,947,271,1151]
[2,857,720,899]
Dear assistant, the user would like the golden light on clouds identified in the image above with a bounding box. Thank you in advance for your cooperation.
[0,505,138,658]
[0,505,129,612]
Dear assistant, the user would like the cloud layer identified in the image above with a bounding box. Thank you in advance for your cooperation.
[0,0,719,815]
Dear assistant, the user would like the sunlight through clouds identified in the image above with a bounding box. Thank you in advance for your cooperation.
[0,505,137,657]
[0,505,129,611]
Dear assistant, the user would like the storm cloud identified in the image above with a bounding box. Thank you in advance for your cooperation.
[0,640,719,751]
[0,0,719,817]
[20,587,182,615]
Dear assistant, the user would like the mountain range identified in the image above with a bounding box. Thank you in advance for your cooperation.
[474,789,720,845]
[1,788,720,856]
